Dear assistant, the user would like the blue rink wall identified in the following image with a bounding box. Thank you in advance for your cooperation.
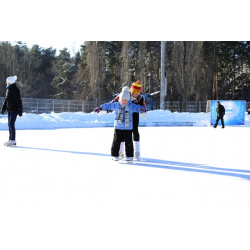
[211,100,246,125]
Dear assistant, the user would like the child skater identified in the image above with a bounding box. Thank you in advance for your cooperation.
[94,86,146,162]
[111,80,146,160]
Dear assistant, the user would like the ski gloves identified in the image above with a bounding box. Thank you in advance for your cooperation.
[94,107,102,113]
[141,112,147,119]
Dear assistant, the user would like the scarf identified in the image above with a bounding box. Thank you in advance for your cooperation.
[6,84,13,89]
[118,104,129,127]
[131,94,141,104]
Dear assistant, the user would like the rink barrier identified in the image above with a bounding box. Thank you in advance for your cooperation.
[103,122,195,127]
[139,122,195,127]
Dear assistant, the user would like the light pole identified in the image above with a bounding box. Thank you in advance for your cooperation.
[160,41,167,109]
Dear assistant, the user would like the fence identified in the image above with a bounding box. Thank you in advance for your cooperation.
[0,97,96,114]
[0,97,249,114]
[164,101,207,113]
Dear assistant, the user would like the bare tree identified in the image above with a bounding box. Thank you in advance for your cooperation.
[172,41,204,111]
[185,41,204,110]
[172,41,184,111]
[85,41,106,104]
[120,41,132,89]
[138,41,147,92]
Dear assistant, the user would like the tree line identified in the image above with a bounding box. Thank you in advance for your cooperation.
[1,41,250,111]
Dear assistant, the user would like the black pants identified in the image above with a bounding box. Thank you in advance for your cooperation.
[111,129,134,157]
[132,112,140,141]
[8,110,18,140]
[214,115,225,128]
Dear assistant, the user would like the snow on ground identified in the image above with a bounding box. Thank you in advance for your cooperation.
[1,111,250,249]
[1,109,250,129]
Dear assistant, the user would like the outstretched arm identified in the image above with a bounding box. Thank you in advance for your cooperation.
[100,102,118,111]
[132,103,146,113]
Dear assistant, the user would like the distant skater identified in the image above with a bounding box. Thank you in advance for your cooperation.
[1,76,23,146]
[213,101,225,129]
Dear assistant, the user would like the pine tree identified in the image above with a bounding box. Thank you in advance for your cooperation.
[51,48,76,99]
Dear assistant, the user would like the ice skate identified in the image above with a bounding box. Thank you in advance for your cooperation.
[135,152,140,160]
[4,140,11,146]
[118,142,125,160]
[5,140,16,146]
[134,141,140,160]
[118,153,124,160]
[126,157,133,163]
[112,156,119,161]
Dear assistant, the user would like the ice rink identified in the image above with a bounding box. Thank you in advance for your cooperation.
[2,126,250,206]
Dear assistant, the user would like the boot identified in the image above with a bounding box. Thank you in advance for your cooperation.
[118,142,125,160]
[126,157,133,162]
[5,140,16,146]
[135,152,140,160]
[134,141,140,160]
[4,140,11,146]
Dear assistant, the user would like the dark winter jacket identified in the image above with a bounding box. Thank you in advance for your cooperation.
[216,104,225,117]
[1,83,22,112]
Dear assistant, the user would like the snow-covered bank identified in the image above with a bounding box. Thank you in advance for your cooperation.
[1,110,250,130]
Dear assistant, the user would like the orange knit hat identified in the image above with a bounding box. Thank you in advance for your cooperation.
[131,80,142,95]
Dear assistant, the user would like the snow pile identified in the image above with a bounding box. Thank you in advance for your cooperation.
[0,110,249,130]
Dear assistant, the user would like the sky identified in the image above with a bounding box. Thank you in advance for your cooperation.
[0,110,250,207]
[22,41,85,56]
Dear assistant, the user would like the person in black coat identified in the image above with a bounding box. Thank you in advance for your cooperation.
[213,101,225,129]
[1,76,23,146]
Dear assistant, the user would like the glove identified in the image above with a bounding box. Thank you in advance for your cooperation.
[141,112,147,119]
[94,107,102,113]
[140,107,146,113]
[99,110,107,116]
[1,110,4,115]
[18,109,23,117]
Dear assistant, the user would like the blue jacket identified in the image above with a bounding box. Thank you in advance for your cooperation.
[100,100,143,130]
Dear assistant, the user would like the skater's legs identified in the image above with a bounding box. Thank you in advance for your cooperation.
[8,110,18,140]
[124,130,133,157]
[132,113,140,141]
[111,129,124,157]
[214,116,220,128]
[221,117,225,128]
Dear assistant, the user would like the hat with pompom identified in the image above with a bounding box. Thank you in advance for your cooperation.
[6,76,17,84]
[119,86,130,102]
[131,80,142,95]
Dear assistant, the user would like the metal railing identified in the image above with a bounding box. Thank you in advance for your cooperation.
[0,97,97,114]
[1,97,249,114]
[164,101,207,113]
